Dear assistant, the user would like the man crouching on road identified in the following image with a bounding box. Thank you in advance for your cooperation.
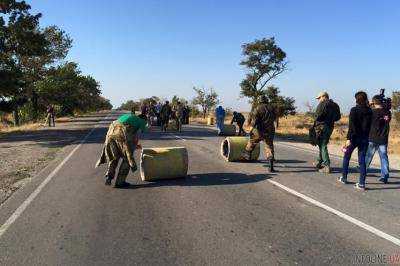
[96,113,147,188]
[242,95,276,173]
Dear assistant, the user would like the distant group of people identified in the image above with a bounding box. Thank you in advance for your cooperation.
[138,101,190,133]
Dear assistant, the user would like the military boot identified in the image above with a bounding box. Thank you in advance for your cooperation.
[269,159,276,173]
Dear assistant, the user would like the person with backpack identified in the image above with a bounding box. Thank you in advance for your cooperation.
[312,92,341,173]
[338,91,372,190]
[242,95,277,172]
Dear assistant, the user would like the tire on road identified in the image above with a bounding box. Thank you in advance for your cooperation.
[220,137,260,162]
[140,147,188,181]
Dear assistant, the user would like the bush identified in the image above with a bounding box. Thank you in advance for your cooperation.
[394,112,400,123]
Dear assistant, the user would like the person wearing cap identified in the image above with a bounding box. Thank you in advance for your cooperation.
[313,91,341,173]
[242,95,277,172]
[365,95,391,183]
[96,113,147,188]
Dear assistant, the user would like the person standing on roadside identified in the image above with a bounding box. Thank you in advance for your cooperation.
[175,101,185,132]
[231,111,246,136]
[365,95,391,183]
[46,104,55,127]
[215,106,226,135]
[242,95,277,172]
[338,91,372,190]
[160,101,172,132]
[313,92,341,173]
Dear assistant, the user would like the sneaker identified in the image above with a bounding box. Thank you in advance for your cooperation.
[354,183,366,190]
[318,166,331,173]
[337,176,347,184]
[378,177,388,184]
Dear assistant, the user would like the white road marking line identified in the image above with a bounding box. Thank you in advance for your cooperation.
[0,113,113,239]
[267,179,400,247]
[171,134,186,142]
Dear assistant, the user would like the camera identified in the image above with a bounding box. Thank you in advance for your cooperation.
[377,89,392,111]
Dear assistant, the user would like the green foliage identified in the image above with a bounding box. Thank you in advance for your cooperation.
[265,86,296,117]
[392,91,400,123]
[36,62,110,115]
[0,1,110,124]
[240,37,288,104]
[119,100,141,112]
[191,87,219,118]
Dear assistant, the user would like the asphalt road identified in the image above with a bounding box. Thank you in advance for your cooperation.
[1,111,400,265]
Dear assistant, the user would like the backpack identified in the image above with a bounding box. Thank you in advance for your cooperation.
[329,100,341,122]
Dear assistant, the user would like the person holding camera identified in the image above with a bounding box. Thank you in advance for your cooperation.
[365,95,391,183]
[338,91,372,190]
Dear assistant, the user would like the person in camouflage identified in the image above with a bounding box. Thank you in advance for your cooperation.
[231,111,246,136]
[160,101,172,132]
[174,101,185,132]
[242,95,276,172]
[96,113,147,188]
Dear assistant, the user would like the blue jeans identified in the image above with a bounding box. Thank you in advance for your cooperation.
[342,139,369,186]
[216,117,224,134]
[365,142,389,180]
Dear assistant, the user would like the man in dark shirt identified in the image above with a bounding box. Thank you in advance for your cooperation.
[365,95,391,183]
[230,111,246,136]
[242,95,276,172]
[313,92,339,173]
[338,91,372,190]
[160,101,172,132]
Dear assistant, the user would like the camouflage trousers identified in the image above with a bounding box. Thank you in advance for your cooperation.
[105,138,137,186]
[245,128,275,160]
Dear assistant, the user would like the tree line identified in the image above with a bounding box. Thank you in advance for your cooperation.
[0,1,111,126]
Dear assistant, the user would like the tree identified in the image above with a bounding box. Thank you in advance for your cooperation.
[119,100,140,112]
[392,91,400,122]
[264,86,296,127]
[0,0,48,124]
[36,62,105,115]
[191,87,219,118]
[239,37,288,105]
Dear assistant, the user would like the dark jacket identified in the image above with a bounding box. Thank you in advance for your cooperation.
[369,108,391,145]
[231,112,245,125]
[250,103,276,132]
[315,99,336,128]
[160,104,172,120]
[346,104,372,143]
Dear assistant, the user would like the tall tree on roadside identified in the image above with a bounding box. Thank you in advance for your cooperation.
[392,91,400,123]
[240,37,288,106]
[265,86,296,127]
[0,0,48,125]
[192,87,219,118]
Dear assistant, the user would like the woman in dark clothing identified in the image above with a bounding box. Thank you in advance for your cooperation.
[338,91,372,190]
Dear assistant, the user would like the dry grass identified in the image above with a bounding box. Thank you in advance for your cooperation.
[274,114,400,155]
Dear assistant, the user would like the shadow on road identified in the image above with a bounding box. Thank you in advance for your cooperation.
[118,172,271,189]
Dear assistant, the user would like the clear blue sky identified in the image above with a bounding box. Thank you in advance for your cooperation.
[31,0,400,112]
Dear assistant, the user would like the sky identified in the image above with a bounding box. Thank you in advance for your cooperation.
[31,0,400,113]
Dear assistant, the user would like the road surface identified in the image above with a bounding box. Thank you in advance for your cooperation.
[1,111,400,265]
